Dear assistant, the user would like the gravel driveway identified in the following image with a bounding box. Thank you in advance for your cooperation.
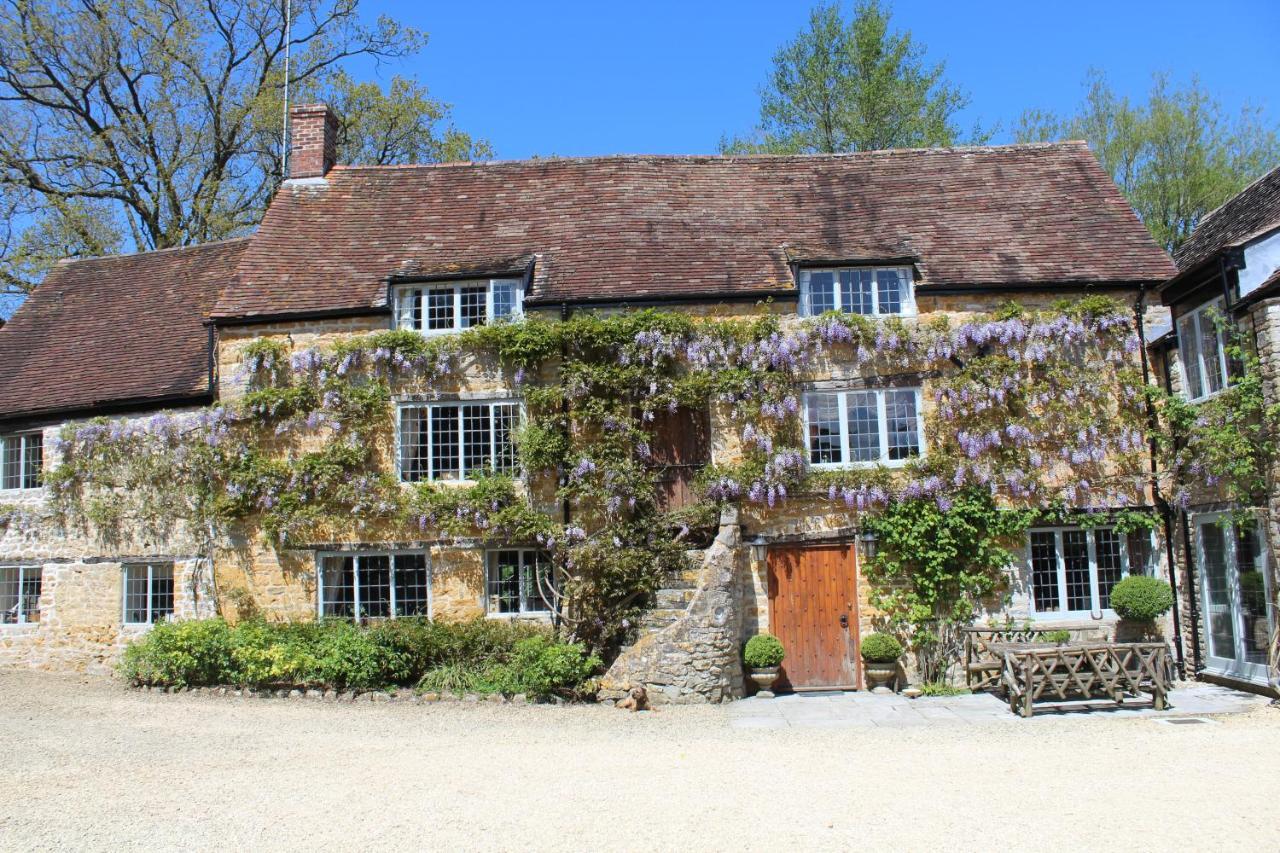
[1,670,1277,852]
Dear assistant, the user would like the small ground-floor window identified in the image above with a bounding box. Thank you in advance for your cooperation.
[318,552,429,620]
[123,562,174,625]
[1027,527,1152,616]
[486,549,554,616]
[0,565,42,624]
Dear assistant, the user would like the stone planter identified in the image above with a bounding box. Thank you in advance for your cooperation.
[749,667,779,698]
[1113,618,1160,643]
[863,660,898,694]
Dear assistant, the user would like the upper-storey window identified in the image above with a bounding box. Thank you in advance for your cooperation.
[1177,298,1229,402]
[804,388,923,468]
[398,400,520,482]
[0,432,42,490]
[799,266,915,318]
[394,278,522,334]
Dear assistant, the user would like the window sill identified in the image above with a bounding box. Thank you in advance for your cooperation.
[808,459,915,471]
[0,622,40,631]
[1183,386,1227,404]
[0,487,46,498]
[485,611,553,622]
[1027,611,1118,625]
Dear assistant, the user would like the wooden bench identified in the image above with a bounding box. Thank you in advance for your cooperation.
[962,627,1065,692]
[996,642,1173,718]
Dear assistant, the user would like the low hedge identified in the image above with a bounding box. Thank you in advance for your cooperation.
[120,617,601,698]
[1110,576,1174,621]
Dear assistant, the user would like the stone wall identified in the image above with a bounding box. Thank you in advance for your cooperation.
[0,558,214,674]
[598,509,746,704]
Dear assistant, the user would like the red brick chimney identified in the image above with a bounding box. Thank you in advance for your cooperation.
[288,103,338,179]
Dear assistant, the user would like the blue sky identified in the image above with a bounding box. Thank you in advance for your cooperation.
[364,0,1280,158]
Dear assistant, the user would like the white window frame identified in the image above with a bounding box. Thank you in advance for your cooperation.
[121,562,175,626]
[0,431,43,491]
[315,550,432,622]
[395,399,522,483]
[392,278,524,336]
[485,548,555,618]
[801,387,925,469]
[798,266,917,318]
[1192,510,1275,683]
[1176,298,1230,402]
[1024,526,1146,620]
[0,564,42,626]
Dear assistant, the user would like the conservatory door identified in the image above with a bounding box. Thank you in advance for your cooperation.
[1195,513,1275,684]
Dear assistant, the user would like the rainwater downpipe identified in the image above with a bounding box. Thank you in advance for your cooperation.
[1162,341,1204,673]
[1135,287,1187,678]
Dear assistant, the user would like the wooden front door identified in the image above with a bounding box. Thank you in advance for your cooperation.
[767,543,861,691]
[648,406,710,511]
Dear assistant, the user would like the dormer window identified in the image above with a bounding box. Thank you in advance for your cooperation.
[798,266,915,317]
[394,278,523,334]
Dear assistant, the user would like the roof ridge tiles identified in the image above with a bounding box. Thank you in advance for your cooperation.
[327,140,1091,173]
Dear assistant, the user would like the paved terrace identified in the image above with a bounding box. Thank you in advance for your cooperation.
[730,683,1270,728]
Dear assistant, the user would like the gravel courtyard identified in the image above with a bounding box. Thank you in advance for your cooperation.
[1,671,1277,852]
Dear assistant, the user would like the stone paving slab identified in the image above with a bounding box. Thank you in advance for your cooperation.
[728,683,1271,729]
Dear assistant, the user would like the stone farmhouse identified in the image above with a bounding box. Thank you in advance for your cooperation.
[6,103,1272,702]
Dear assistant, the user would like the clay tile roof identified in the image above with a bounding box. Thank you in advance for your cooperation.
[1173,164,1280,272]
[213,142,1174,320]
[0,239,247,423]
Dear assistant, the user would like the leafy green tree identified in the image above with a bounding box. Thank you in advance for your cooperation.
[1017,72,1280,252]
[0,0,490,305]
[722,1,974,154]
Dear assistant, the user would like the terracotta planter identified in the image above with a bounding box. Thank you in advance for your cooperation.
[863,660,898,694]
[749,667,779,698]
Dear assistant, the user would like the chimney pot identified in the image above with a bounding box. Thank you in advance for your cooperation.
[288,103,338,179]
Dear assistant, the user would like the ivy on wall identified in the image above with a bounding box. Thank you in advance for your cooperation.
[47,297,1160,656]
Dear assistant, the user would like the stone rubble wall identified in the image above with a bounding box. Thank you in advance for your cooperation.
[0,557,214,674]
[598,509,746,704]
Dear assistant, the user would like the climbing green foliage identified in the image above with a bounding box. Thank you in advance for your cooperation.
[863,488,1031,682]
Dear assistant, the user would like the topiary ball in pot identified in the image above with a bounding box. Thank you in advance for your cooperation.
[1110,576,1174,641]
[860,632,904,694]
[743,634,785,698]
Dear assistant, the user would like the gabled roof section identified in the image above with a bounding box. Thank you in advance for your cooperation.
[213,142,1174,320]
[0,239,247,424]
[1173,164,1280,272]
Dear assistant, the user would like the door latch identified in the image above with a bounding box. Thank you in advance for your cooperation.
[839,613,848,629]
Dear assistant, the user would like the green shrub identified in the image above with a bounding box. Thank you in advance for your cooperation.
[918,681,969,697]
[479,635,603,697]
[118,616,597,696]
[743,634,785,669]
[1045,629,1072,644]
[120,618,235,687]
[860,632,904,663]
[418,662,489,695]
[1110,576,1174,621]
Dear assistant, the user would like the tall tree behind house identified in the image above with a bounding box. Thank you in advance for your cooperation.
[721,1,977,155]
[0,0,491,306]
[1018,72,1280,253]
